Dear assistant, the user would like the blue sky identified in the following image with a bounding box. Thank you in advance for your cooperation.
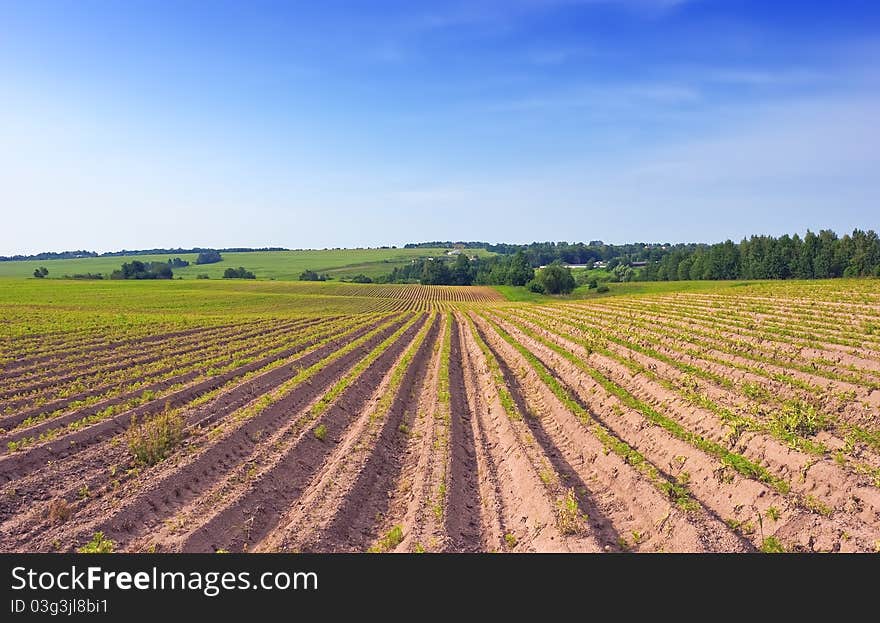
[1,0,879,253]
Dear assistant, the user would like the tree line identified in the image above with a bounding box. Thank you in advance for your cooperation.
[2,247,286,262]
[401,240,683,268]
[376,252,576,293]
[378,253,532,286]
[195,250,223,265]
[110,260,174,280]
[641,229,880,281]
[401,229,880,282]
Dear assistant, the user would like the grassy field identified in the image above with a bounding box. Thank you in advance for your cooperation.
[493,279,758,302]
[0,248,494,281]
[569,279,758,298]
[490,285,548,302]
[570,267,614,283]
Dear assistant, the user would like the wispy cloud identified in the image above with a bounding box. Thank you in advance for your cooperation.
[362,0,694,67]
[378,90,880,245]
[407,0,694,33]
[492,82,701,112]
[521,0,695,13]
[525,45,590,65]
[391,187,469,204]
[627,94,880,184]
[705,68,825,86]
[369,41,408,64]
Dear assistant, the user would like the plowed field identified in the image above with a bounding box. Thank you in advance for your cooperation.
[2,279,879,552]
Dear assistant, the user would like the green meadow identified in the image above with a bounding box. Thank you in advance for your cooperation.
[0,247,494,281]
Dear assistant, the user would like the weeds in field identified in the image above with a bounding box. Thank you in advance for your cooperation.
[802,495,832,516]
[556,488,586,535]
[369,525,404,553]
[504,533,518,549]
[760,536,786,553]
[765,506,781,521]
[771,400,828,438]
[724,518,756,535]
[314,424,328,441]
[127,405,185,466]
[78,532,115,553]
[741,382,770,401]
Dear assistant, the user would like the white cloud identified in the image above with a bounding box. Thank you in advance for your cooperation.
[379,90,880,244]
[705,68,826,86]
[492,81,701,112]
[408,0,694,33]
[391,187,470,204]
[526,46,588,66]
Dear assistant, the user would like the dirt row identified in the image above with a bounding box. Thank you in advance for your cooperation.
[0,317,322,411]
[1,320,258,375]
[492,309,880,550]
[546,303,880,429]
[0,317,344,431]
[0,318,281,390]
[0,315,393,486]
[4,287,880,552]
[0,317,394,542]
[0,314,411,551]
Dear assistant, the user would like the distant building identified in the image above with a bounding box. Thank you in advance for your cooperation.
[630,261,648,267]
[592,261,608,269]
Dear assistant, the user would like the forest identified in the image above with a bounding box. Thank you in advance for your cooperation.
[377,252,533,286]
[640,229,880,281]
[400,229,880,283]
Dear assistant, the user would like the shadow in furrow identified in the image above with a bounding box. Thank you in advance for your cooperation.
[473,320,623,551]
[309,315,441,552]
[178,315,429,552]
[444,317,483,552]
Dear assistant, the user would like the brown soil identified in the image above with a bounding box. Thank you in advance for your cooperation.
[443,316,484,551]
[4,285,880,554]
[0,317,334,437]
[0,318,317,407]
[0,317,398,550]
[168,315,428,552]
